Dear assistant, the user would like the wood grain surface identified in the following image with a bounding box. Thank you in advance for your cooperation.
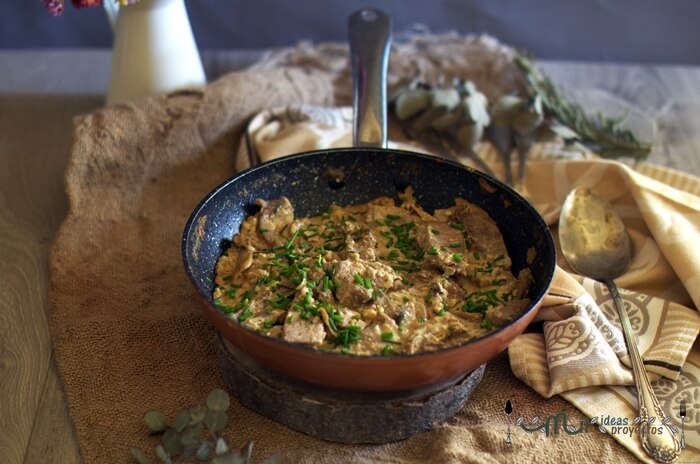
[1,53,699,463]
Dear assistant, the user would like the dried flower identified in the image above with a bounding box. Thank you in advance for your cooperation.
[41,0,140,15]
[72,0,103,8]
[42,0,64,16]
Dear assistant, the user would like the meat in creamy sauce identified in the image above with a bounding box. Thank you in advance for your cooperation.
[213,189,532,356]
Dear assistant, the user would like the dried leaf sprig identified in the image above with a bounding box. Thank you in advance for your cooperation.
[130,389,284,464]
[390,78,498,179]
[486,94,545,187]
[390,54,651,187]
[390,78,547,187]
[514,53,652,161]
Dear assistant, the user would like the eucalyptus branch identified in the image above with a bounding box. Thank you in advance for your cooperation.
[130,389,285,464]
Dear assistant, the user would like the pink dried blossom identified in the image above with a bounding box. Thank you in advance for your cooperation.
[42,0,142,15]
[42,0,65,16]
[72,0,104,8]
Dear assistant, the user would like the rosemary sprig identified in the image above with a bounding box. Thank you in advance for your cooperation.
[514,53,652,161]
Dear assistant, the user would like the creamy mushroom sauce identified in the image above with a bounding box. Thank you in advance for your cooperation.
[213,189,532,356]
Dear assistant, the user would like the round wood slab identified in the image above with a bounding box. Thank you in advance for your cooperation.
[215,337,486,444]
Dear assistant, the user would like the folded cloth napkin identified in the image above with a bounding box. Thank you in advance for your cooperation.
[238,104,700,463]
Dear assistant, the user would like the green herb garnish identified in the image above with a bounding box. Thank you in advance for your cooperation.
[331,325,362,347]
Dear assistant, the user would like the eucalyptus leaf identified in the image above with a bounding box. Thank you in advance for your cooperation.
[206,410,228,433]
[388,77,415,102]
[216,437,230,456]
[649,417,656,425]
[487,124,515,185]
[412,107,447,132]
[463,93,490,127]
[515,416,524,426]
[130,447,151,464]
[430,88,460,111]
[395,88,430,120]
[241,441,254,461]
[144,411,167,433]
[196,442,212,461]
[456,123,484,149]
[162,428,185,456]
[589,416,598,425]
[155,444,169,463]
[189,403,207,425]
[490,95,523,126]
[512,110,543,136]
[430,112,462,131]
[548,123,580,140]
[173,410,191,432]
[530,415,540,424]
[180,422,204,447]
[207,389,231,412]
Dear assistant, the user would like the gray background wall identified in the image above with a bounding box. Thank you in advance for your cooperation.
[2,0,699,64]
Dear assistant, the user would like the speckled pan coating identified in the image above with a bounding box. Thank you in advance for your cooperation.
[182,147,556,391]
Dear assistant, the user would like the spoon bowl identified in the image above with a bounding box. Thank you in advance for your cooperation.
[559,187,680,463]
[559,186,631,280]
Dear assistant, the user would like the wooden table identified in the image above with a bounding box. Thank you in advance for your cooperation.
[1,50,699,463]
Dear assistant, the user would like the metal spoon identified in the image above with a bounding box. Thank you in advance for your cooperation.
[559,187,681,463]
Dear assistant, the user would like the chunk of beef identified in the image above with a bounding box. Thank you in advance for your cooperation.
[282,315,326,345]
[257,197,294,246]
[453,198,511,265]
[416,221,467,275]
[332,259,398,307]
[344,228,378,261]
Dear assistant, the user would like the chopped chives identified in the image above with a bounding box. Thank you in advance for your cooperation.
[381,345,398,355]
[381,332,402,344]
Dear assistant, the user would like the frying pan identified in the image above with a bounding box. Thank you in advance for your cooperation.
[182,9,556,392]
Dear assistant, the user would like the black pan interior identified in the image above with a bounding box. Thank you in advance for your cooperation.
[183,148,556,312]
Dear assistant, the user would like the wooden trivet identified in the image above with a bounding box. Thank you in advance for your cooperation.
[216,336,485,444]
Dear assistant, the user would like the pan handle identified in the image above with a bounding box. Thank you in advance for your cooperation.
[348,8,392,149]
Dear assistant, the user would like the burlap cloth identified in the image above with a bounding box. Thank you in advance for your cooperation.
[49,35,699,463]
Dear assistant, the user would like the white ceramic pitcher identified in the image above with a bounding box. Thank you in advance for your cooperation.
[104,0,206,105]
